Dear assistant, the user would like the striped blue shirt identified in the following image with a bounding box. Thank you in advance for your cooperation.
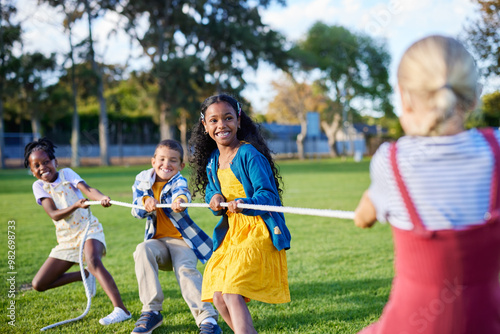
[369,128,498,230]
[131,168,213,263]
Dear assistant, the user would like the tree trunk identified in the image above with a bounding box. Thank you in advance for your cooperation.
[117,120,123,164]
[178,110,187,158]
[159,102,173,140]
[321,113,342,158]
[157,0,173,141]
[68,21,80,167]
[31,115,41,140]
[98,95,110,165]
[71,104,80,167]
[296,120,307,160]
[84,0,109,166]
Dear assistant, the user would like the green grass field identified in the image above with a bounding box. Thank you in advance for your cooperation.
[0,158,394,333]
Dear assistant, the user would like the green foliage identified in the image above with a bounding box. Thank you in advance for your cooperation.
[465,91,500,128]
[291,22,393,117]
[106,71,158,119]
[481,90,500,126]
[118,0,290,134]
[0,1,24,166]
[0,2,22,94]
[0,159,394,333]
[463,0,500,77]
[8,52,57,121]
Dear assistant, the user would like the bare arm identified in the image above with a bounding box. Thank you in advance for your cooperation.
[354,190,377,228]
[40,197,90,222]
[77,181,111,207]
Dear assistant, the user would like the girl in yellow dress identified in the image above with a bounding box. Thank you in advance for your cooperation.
[189,94,291,333]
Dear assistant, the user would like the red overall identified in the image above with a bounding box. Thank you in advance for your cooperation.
[359,128,500,334]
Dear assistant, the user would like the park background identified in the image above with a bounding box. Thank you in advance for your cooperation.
[1,0,499,333]
[1,0,499,167]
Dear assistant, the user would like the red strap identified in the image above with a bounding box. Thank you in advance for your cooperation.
[389,142,429,235]
[478,128,500,211]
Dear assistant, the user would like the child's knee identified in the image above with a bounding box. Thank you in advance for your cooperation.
[133,241,159,262]
[176,262,199,276]
[85,255,103,272]
[213,292,225,309]
[31,277,47,292]
[222,293,244,307]
[133,242,149,261]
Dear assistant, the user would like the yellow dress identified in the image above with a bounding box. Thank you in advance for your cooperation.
[201,168,290,304]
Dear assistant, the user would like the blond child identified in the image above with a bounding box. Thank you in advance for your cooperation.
[354,35,500,333]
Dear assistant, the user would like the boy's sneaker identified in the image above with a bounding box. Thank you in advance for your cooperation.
[99,307,131,325]
[84,271,96,298]
[199,323,222,334]
[131,311,163,334]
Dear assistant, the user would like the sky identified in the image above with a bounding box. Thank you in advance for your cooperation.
[16,0,488,115]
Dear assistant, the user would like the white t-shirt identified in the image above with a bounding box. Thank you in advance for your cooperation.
[32,168,85,205]
[368,128,497,230]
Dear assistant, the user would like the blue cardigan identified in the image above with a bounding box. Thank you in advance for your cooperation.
[205,143,291,251]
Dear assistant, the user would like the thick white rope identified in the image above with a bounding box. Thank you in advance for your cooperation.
[41,208,93,331]
[86,200,355,220]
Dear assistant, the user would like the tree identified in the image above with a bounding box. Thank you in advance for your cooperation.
[291,22,393,157]
[118,0,288,145]
[463,0,500,77]
[466,91,500,128]
[462,2,500,132]
[15,52,57,139]
[106,70,158,157]
[0,2,22,168]
[65,5,81,167]
[267,74,328,159]
[44,0,86,167]
[82,0,111,165]
[40,0,119,166]
[481,91,500,126]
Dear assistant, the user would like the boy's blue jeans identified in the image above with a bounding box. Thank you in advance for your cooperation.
[133,237,218,326]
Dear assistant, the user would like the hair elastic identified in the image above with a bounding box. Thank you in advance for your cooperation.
[200,112,205,121]
[237,102,241,116]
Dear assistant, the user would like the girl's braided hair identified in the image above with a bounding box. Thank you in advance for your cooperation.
[24,137,57,168]
[188,93,283,201]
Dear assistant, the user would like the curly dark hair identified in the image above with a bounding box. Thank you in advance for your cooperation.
[188,93,283,201]
[24,137,57,168]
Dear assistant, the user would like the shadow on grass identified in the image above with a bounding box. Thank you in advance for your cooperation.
[251,278,392,333]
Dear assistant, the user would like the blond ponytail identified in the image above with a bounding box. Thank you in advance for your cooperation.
[397,35,479,136]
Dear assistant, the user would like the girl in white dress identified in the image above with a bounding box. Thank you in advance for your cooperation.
[25,137,130,326]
